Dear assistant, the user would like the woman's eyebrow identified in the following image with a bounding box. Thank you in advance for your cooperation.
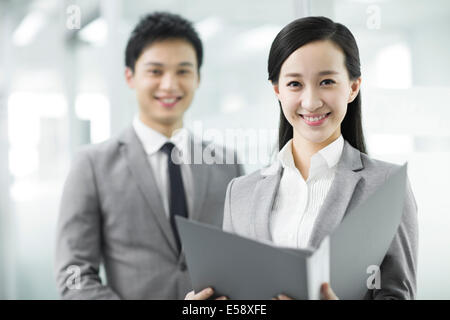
[284,70,339,77]
[284,72,302,78]
[318,70,339,76]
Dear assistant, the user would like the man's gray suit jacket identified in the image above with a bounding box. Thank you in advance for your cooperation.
[55,126,243,299]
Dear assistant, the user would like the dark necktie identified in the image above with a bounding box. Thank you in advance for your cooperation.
[160,142,188,254]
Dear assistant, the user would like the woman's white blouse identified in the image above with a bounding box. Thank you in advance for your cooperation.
[269,135,344,249]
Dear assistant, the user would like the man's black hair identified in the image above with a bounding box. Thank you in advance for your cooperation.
[125,11,203,73]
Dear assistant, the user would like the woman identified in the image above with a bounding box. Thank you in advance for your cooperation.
[186,16,418,300]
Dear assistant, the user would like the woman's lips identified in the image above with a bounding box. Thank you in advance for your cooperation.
[300,112,331,126]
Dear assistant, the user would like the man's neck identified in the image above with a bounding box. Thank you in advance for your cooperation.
[139,115,183,138]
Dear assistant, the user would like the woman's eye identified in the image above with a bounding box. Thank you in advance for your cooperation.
[320,79,335,86]
[287,81,301,87]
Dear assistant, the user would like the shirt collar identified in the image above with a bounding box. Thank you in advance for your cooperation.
[277,140,296,169]
[277,135,344,178]
[132,115,190,156]
[317,135,344,169]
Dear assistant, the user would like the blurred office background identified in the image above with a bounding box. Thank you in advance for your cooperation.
[0,0,449,299]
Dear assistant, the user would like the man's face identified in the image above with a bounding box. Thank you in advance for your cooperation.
[126,39,200,131]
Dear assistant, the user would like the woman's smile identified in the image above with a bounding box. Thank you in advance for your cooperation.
[298,112,331,126]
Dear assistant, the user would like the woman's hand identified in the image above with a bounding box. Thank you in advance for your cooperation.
[274,282,339,300]
[319,283,339,300]
[185,288,228,300]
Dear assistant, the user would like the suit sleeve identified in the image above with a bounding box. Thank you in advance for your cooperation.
[54,149,121,300]
[222,177,237,233]
[366,175,419,300]
[235,163,244,178]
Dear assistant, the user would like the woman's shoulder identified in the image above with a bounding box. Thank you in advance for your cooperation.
[229,161,281,191]
[341,141,410,194]
[342,140,402,174]
[359,152,405,178]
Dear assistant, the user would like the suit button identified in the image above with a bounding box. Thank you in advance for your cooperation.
[180,262,187,271]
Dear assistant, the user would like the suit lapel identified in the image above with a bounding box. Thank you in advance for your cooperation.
[250,165,283,241]
[184,136,210,221]
[308,141,364,249]
[189,163,210,221]
[119,127,178,255]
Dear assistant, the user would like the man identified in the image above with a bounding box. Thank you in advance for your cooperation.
[55,12,242,299]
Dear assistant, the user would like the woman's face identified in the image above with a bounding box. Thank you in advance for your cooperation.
[273,40,361,146]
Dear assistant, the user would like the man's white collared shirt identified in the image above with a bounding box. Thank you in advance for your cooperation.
[132,116,194,218]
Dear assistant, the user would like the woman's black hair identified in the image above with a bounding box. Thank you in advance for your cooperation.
[125,11,203,74]
[268,16,367,154]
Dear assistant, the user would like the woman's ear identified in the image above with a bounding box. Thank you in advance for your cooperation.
[348,77,362,103]
[272,81,280,99]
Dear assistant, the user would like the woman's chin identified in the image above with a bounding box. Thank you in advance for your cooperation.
[293,130,331,145]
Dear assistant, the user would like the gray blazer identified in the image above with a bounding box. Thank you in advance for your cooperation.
[223,140,418,300]
[55,126,242,299]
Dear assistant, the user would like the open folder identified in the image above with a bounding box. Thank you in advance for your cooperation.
[176,163,407,300]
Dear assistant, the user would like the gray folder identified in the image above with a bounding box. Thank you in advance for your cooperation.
[176,163,407,300]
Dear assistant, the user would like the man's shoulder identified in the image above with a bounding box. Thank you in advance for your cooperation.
[73,126,133,162]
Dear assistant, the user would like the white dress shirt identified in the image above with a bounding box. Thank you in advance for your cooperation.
[269,135,344,249]
[132,116,194,218]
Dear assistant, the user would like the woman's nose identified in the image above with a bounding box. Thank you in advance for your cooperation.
[301,87,323,111]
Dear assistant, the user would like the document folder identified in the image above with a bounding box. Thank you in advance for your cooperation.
[176,163,407,300]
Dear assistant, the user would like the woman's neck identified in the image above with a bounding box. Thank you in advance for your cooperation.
[291,131,340,180]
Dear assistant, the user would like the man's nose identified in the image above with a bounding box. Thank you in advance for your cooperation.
[159,72,179,91]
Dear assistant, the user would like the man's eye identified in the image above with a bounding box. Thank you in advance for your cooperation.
[287,81,301,87]
[320,79,335,86]
[177,69,191,75]
[148,69,162,75]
